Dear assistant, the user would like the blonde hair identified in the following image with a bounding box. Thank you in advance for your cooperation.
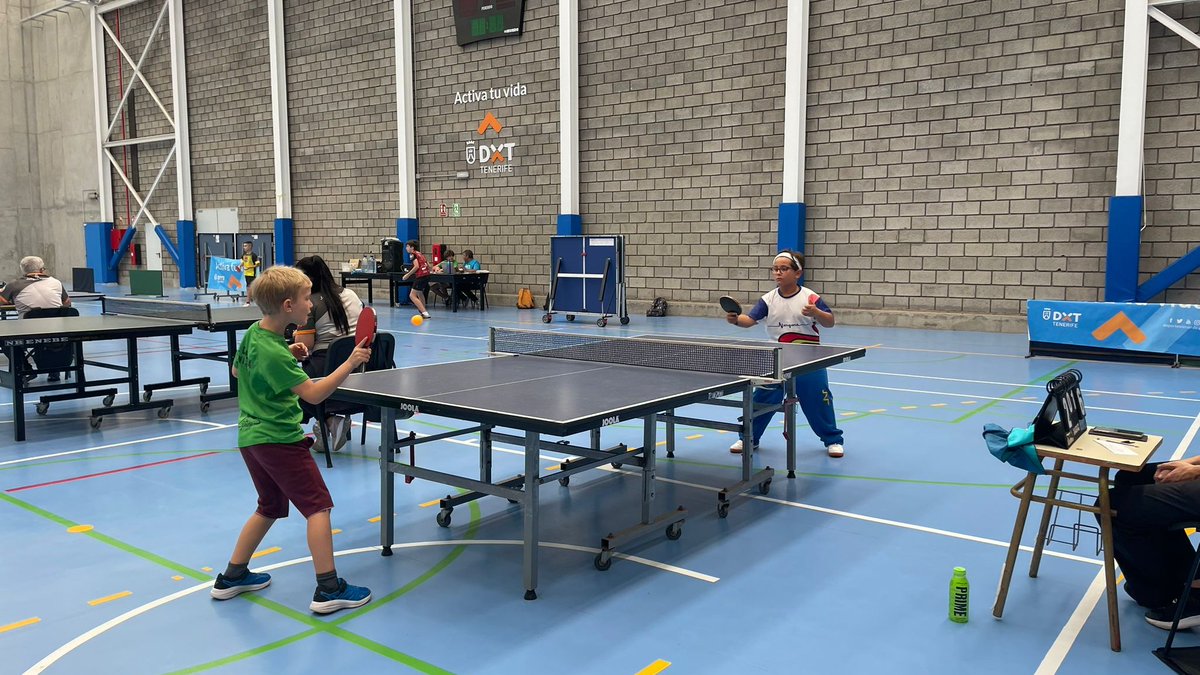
[249,266,310,315]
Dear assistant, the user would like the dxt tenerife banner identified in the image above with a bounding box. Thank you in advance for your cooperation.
[1028,300,1200,358]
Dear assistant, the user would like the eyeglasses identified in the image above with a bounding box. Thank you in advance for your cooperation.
[770,266,795,273]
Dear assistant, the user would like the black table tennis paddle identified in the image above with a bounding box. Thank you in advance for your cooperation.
[719,296,742,315]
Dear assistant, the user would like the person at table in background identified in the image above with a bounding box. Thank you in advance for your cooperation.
[0,256,70,319]
[724,250,844,458]
[293,255,363,453]
[214,265,372,615]
[1103,458,1200,630]
[401,240,432,319]
[456,249,482,306]
[428,248,456,307]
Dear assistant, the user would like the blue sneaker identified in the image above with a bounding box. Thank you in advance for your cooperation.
[210,571,271,600]
[310,578,372,614]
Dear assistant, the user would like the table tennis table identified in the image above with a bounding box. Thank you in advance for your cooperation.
[101,298,262,411]
[0,298,260,440]
[331,328,866,600]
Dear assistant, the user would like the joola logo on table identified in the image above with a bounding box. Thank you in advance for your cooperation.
[601,416,620,426]
[465,112,515,176]
[399,404,419,414]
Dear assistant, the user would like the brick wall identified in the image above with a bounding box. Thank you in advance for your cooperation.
[187,0,274,249]
[86,0,1200,317]
[285,0,398,278]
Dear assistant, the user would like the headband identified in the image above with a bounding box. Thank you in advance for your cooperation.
[774,252,799,267]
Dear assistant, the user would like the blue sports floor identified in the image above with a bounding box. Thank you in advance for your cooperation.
[3,297,1198,674]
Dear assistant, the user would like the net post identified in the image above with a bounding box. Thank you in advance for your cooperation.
[488,326,496,353]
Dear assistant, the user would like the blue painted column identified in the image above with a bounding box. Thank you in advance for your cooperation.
[84,221,116,284]
[556,214,582,236]
[778,202,805,254]
[176,220,197,287]
[1105,196,1142,302]
[396,218,419,264]
[274,218,294,265]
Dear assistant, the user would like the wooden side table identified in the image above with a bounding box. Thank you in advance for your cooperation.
[992,427,1163,652]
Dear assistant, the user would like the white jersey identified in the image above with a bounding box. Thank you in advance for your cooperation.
[746,285,830,344]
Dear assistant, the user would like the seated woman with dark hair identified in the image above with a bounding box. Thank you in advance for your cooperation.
[294,255,363,452]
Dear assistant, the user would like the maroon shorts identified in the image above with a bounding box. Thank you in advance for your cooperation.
[239,437,333,519]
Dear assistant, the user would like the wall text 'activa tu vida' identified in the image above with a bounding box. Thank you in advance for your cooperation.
[453,82,527,105]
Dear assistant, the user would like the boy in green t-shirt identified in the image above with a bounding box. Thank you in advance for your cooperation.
[211,265,374,614]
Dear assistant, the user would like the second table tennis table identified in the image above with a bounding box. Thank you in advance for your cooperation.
[332,328,865,599]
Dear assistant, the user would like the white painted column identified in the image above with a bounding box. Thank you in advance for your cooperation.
[163,0,193,271]
[91,5,113,222]
[781,0,810,203]
[268,0,291,220]
[559,0,579,217]
[394,0,417,220]
[1115,0,1148,196]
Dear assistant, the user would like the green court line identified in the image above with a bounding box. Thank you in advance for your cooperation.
[950,362,1076,424]
[0,492,210,581]
[1,490,477,674]
[165,500,482,675]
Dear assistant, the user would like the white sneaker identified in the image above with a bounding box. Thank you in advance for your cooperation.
[328,416,350,452]
[421,312,431,319]
[826,443,844,458]
[729,439,758,454]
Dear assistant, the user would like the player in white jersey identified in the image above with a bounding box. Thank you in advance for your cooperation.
[725,250,844,457]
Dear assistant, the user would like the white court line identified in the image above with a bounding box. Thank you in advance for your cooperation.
[833,381,1196,419]
[24,542,715,674]
[0,425,235,467]
[1034,412,1200,673]
[837,368,1200,403]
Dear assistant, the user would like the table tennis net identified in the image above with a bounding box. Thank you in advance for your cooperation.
[102,297,213,323]
[490,328,781,378]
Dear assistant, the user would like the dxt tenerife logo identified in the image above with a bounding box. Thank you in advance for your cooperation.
[1042,307,1082,329]
[466,112,515,176]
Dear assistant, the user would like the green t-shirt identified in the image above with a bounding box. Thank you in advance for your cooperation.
[234,322,309,447]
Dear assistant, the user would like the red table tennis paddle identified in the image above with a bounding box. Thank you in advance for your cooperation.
[718,296,742,315]
[355,306,377,348]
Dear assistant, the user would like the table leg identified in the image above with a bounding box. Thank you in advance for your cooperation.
[1098,467,1121,651]
[994,472,1037,619]
[380,407,396,557]
[785,376,798,478]
[11,347,26,442]
[523,431,540,600]
[641,415,656,524]
[664,408,676,458]
[1029,458,1064,578]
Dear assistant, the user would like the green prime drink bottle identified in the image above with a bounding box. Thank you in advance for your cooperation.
[949,567,969,623]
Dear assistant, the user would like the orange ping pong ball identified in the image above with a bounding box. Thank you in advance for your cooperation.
[411,314,424,326]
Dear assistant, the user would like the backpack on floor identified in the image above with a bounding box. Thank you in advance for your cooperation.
[646,297,668,317]
[516,287,535,309]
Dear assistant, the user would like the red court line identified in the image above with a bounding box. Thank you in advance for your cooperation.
[5,452,220,493]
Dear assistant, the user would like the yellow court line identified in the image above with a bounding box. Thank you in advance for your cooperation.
[636,659,672,675]
[869,409,886,414]
[368,516,382,523]
[546,464,561,471]
[88,591,132,606]
[419,499,440,508]
[656,440,667,446]
[900,406,918,410]
[201,567,213,573]
[931,403,947,408]
[961,400,976,405]
[251,546,281,559]
[331,529,342,535]
[684,434,703,440]
[0,617,40,634]
[171,576,184,581]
